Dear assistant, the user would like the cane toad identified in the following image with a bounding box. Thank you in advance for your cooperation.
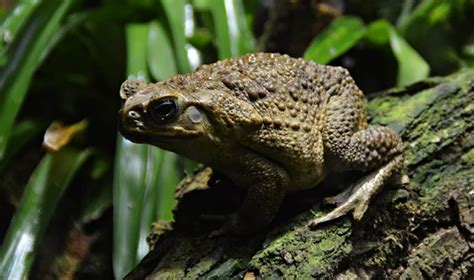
[118,53,403,235]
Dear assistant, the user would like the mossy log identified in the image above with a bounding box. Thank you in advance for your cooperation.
[126,70,474,279]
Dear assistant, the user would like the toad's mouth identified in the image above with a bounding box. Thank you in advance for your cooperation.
[118,117,203,145]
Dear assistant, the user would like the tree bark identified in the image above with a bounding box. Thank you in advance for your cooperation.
[126,70,474,279]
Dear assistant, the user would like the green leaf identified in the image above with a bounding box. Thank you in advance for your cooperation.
[304,16,366,64]
[396,0,465,74]
[113,23,149,279]
[113,22,180,279]
[135,150,179,257]
[135,148,164,257]
[188,29,213,49]
[366,19,430,86]
[0,0,76,159]
[397,0,451,32]
[389,27,430,86]
[0,119,44,175]
[148,20,177,81]
[78,156,113,224]
[113,138,180,278]
[124,23,150,82]
[192,0,211,10]
[210,0,255,58]
[161,0,192,72]
[0,0,42,55]
[113,137,161,277]
[365,19,391,45]
[156,152,180,221]
[0,147,91,280]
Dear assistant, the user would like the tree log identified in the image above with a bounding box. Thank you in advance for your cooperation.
[126,70,474,279]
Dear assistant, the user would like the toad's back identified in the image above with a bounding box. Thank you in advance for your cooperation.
[186,53,365,130]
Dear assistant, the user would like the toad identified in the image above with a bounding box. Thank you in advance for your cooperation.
[118,53,403,235]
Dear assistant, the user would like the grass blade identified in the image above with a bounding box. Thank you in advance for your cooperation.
[0,0,76,159]
[304,16,366,64]
[211,0,254,58]
[124,23,150,82]
[0,0,41,55]
[156,152,180,221]
[0,119,44,175]
[114,139,180,277]
[148,20,177,81]
[161,0,192,72]
[135,148,164,258]
[0,147,91,280]
[113,23,149,279]
[113,137,153,278]
[113,22,181,278]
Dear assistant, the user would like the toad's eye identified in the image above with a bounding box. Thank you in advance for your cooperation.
[150,99,179,124]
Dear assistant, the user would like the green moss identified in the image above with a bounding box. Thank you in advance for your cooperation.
[368,70,473,135]
[416,169,473,217]
[367,86,446,133]
[461,148,474,165]
[248,214,353,278]
[405,119,467,165]
[388,89,443,132]
[462,103,474,115]
[367,96,400,120]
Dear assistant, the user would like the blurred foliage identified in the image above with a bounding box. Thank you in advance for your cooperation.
[0,0,472,278]
[305,16,430,86]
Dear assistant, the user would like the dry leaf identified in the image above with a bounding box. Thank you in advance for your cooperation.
[43,120,88,152]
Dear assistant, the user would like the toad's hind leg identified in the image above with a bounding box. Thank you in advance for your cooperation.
[308,92,404,228]
[308,154,403,228]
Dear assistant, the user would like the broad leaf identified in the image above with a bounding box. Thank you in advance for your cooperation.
[304,16,366,64]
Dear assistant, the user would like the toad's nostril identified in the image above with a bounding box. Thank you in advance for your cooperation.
[128,110,141,120]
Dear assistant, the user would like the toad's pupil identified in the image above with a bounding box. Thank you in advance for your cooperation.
[151,99,178,123]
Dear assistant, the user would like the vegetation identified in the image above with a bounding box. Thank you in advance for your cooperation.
[0,0,472,278]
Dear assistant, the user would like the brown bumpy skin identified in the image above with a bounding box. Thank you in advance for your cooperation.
[118,53,403,235]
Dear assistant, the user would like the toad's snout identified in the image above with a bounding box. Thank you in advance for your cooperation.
[117,105,150,144]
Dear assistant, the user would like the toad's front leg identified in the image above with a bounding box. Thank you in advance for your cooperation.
[209,153,290,237]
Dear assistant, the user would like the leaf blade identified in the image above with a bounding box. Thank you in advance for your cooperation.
[0,148,91,280]
[366,19,430,86]
[0,0,42,55]
[0,0,76,159]
[113,22,181,279]
[210,0,255,59]
[113,23,150,279]
[147,20,177,81]
[389,28,430,86]
[161,0,192,72]
[304,16,366,64]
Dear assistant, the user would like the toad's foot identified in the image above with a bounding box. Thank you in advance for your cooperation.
[200,213,235,238]
[308,154,403,229]
[207,214,239,238]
